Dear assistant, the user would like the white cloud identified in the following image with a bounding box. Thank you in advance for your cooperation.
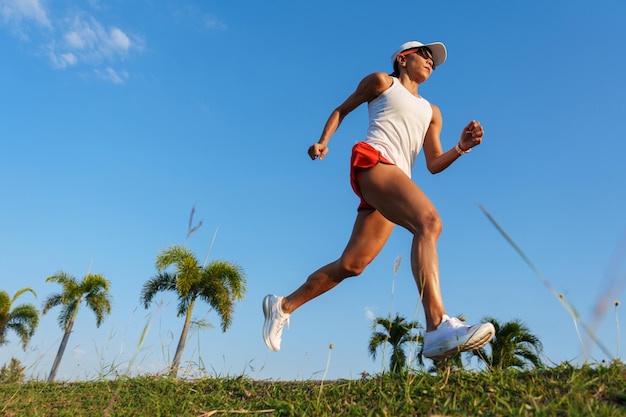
[364,307,376,321]
[171,5,226,31]
[94,67,128,84]
[54,13,136,64]
[64,30,86,49]
[49,49,77,69]
[109,27,130,51]
[203,14,226,30]
[86,0,103,11]
[0,0,51,28]
[1,2,143,83]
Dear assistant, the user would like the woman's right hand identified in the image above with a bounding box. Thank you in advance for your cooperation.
[308,143,328,160]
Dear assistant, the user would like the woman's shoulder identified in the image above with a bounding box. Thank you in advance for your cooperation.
[359,72,394,95]
[366,72,394,85]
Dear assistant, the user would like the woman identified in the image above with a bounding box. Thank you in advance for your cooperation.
[263,40,494,360]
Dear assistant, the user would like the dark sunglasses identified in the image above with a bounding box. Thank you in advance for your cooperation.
[399,47,436,69]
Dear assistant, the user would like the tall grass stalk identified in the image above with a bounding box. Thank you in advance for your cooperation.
[406,300,422,370]
[95,328,122,379]
[203,227,219,267]
[616,301,621,358]
[316,343,334,409]
[126,303,163,376]
[396,255,424,393]
[480,205,613,359]
[585,231,626,358]
[560,293,587,359]
[380,257,402,375]
[184,205,203,246]
[390,256,402,315]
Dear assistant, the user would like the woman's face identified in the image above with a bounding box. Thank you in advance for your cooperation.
[398,47,435,81]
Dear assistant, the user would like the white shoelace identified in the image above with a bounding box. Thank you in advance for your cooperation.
[275,314,290,333]
[442,316,468,330]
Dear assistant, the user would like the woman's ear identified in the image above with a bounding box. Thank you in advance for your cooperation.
[397,55,406,68]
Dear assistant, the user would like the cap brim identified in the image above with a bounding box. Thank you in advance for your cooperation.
[422,42,447,67]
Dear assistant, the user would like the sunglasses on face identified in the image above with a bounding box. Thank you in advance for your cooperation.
[399,47,435,69]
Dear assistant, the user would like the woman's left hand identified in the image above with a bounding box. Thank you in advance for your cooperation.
[459,120,484,151]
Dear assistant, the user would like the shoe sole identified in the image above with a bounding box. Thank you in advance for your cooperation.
[425,324,495,360]
[262,295,278,351]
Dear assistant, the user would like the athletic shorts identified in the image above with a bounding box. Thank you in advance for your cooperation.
[350,141,393,210]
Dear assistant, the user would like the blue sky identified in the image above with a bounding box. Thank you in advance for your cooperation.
[1,0,625,381]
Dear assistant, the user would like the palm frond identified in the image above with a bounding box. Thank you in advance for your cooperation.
[155,245,197,272]
[8,304,39,330]
[368,332,389,359]
[58,300,79,330]
[82,274,111,293]
[85,295,112,327]
[140,273,177,308]
[205,260,247,300]
[176,294,193,317]
[10,287,37,303]
[1,295,39,350]
[7,304,39,350]
[155,245,203,296]
[45,271,79,292]
[368,313,421,373]
[195,260,247,331]
[42,294,63,315]
[475,316,544,370]
[0,291,10,310]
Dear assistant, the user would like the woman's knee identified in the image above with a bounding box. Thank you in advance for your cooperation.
[417,210,443,237]
[335,255,372,278]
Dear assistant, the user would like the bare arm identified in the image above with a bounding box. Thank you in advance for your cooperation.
[423,104,484,174]
[308,72,393,160]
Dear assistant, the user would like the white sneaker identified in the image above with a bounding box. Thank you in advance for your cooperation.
[262,294,290,351]
[423,314,495,360]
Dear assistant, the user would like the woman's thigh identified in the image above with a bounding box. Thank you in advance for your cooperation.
[337,209,394,274]
[356,163,440,235]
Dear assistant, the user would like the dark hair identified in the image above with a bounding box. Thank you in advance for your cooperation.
[390,61,400,77]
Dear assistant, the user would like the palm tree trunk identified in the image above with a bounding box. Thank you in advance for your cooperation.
[169,298,195,377]
[47,310,77,382]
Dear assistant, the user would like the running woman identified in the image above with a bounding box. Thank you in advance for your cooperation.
[263,40,495,360]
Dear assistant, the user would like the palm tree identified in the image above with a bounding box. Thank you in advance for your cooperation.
[470,317,543,371]
[140,245,246,377]
[42,272,112,382]
[0,287,40,350]
[368,313,421,373]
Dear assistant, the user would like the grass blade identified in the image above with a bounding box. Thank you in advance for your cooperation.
[479,204,613,359]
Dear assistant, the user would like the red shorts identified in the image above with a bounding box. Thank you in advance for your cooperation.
[350,141,393,210]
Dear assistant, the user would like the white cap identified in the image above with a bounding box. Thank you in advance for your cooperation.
[390,41,447,67]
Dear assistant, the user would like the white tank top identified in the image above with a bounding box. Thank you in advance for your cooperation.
[364,77,433,178]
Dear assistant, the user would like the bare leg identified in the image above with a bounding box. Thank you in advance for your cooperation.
[358,163,446,331]
[282,209,394,314]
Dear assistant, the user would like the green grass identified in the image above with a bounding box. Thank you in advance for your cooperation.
[1,361,624,416]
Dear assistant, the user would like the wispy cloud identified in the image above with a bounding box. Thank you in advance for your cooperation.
[0,0,51,42]
[94,67,129,84]
[50,13,137,68]
[0,0,51,30]
[203,14,226,30]
[172,5,227,31]
[0,0,143,83]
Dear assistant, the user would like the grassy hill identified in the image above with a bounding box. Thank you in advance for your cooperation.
[1,361,625,416]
